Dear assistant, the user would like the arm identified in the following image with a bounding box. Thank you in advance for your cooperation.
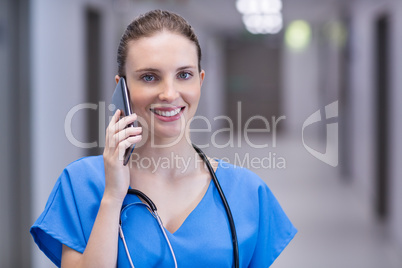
[61,110,142,268]
[61,197,122,267]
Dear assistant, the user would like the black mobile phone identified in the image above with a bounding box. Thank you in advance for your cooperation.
[111,77,137,165]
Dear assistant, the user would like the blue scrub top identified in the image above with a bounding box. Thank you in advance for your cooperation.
[31,155,297,267]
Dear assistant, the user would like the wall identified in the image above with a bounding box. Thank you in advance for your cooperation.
[282,2,342,138]
[349,0,402,249]
[30,0,118,266]
[389,0,402,249]
[1,2,16,267]
[1,0,32,266]
[348,0,378,208]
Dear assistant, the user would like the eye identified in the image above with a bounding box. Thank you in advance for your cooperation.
[178,72,192,80]
[141,74,156,82]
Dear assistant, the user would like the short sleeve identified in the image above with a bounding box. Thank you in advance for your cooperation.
[249,184,297,267]
[30,169,87,267]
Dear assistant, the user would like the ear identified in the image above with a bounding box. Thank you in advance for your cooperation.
[199,70,205,87]
[115,75,120,84]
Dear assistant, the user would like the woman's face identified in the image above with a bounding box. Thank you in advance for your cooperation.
[117,31,205,144]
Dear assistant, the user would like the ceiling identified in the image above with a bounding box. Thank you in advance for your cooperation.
[124,0,350,35]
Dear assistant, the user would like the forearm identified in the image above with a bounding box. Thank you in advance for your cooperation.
[62,195,123,268]
[61,110,140,267]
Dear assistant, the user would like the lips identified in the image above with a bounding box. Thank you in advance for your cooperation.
[151,107,182,117]
[149,106,185,121]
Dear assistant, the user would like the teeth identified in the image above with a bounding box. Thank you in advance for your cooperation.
[153,108,181,117]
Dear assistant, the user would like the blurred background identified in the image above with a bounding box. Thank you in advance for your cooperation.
[1,0,402,267]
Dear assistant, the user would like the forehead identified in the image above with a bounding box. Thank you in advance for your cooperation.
[125,31,198,71]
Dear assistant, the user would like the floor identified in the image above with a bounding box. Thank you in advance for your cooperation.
[205,135,402,268]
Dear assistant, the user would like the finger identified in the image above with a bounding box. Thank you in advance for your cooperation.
[115,113,138,134]
[110,109,121,125]
[117,135,142,161]
[110,127,142,148]
[105,110,121,145]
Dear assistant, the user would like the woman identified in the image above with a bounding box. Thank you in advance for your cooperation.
[31,10,296,267]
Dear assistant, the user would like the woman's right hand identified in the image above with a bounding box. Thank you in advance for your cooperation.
[103,109,142,203]
[62,110,143,268]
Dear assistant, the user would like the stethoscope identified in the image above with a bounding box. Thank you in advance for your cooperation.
[118,144,239,268]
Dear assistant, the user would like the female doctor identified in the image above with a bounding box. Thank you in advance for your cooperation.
[31,10,296,268]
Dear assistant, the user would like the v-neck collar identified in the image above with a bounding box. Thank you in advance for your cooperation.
[123,159,222,236]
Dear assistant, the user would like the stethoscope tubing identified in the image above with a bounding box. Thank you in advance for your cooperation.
[192,144,239,268]
[119,144,239,268]
[119,201,178,268]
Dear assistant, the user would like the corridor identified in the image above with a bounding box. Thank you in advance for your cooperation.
[2,0,402,267]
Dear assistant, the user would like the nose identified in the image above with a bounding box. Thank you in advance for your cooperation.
[158,79,179,102]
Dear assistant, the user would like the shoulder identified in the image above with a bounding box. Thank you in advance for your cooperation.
[215,159,272,207]
[64,155,104,176]
[216,159,267,191]
[63,155,104,182]
[59,155,105,200]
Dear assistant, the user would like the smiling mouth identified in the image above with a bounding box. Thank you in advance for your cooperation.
[150,107,184,117]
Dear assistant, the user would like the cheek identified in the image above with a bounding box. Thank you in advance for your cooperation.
[184,88,201,111]
[182,82,200,98]
[129,91,150,111]
[190,88,201,100]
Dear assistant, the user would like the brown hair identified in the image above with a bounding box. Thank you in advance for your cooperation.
[117,9,202,77]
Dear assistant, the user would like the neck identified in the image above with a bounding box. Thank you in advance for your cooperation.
[127,136,202,178]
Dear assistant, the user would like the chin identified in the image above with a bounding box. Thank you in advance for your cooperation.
[151,124,187,143]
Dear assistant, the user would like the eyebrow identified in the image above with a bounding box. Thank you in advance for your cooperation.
[135,65,196,73]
